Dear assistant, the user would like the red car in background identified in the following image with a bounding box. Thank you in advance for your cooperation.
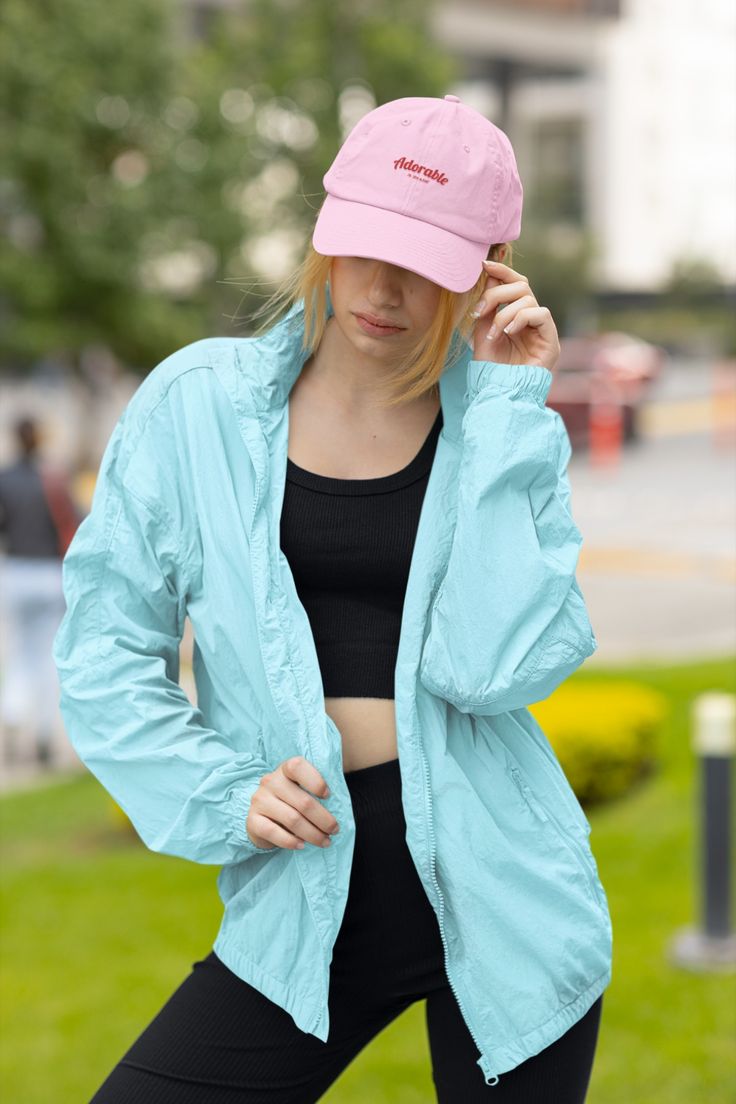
[547,332,667,448]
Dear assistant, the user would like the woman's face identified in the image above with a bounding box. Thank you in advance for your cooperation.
[328,255,445,359]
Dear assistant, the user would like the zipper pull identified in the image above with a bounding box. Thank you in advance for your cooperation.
[479,1055,501,1085]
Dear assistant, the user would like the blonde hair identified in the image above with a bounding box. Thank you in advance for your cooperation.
[247,240,514,410]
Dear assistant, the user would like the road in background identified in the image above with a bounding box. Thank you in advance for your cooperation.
[572,356,736,663]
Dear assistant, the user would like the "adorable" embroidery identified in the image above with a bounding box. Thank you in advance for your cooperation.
[393,157,448,185]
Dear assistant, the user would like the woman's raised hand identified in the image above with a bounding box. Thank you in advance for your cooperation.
[471,260,561,374]
[246,756,339,851]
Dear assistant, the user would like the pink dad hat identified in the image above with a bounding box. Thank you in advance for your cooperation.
[312,94,523,294]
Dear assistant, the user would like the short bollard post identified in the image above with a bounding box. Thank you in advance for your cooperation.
[669,692,736,971]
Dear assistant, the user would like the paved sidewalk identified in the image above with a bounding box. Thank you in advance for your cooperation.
[571,358,736,664]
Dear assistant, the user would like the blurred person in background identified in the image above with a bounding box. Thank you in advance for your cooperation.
[0,414,82,768]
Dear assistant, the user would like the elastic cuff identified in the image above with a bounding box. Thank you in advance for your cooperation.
[229,776,277,856]
[467,360,553,406]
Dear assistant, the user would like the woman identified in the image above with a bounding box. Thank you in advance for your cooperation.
[54,95,611,1102]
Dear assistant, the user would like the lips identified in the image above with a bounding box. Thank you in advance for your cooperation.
[356,311,404,327]
[355,313,406,337]
[354,312,407,337]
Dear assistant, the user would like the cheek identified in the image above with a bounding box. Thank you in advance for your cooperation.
[416,288,442,327]
[329,262,359,308]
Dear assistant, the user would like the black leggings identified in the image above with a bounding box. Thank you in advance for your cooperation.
[88,756,604,1103]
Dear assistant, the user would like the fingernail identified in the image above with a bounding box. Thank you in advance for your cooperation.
[470,309,481,319]
[487,326,497,340]
[321,837,331,847]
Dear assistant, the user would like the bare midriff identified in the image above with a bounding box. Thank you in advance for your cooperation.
[324,697,398,773]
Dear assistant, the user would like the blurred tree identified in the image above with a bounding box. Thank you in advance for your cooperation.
[513,217,600,340]
[0,0,456,375]
[661,255,725,305]
[0,0,204,371]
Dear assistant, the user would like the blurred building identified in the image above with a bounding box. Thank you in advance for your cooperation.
[432,0,736,291]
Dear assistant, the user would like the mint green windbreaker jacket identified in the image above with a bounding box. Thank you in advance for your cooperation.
[52,294,613,1086]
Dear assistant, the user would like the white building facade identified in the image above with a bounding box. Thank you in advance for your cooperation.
[434,0,736,291]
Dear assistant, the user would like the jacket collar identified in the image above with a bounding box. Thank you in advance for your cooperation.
[237,286,473,443]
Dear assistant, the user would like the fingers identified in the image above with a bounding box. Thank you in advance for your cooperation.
[499,305,554,338]
[484,295,538,339]
[249,756,340,851]
[247,809,302,850]
[282,754,331,800]
[249,792,336,850]
[271,763,340,842]
[470,279,532,322]
[482,258,528,283]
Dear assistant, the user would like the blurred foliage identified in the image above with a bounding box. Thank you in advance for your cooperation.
[107,794,138,837]
[529,680,669,805]
[511,217,599,340]
[0,0,198,370]
[597,303,736,358]
[0,0,456,374]
[599,256,736,356]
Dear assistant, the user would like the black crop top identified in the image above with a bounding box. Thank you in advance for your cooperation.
[279,407,443,698]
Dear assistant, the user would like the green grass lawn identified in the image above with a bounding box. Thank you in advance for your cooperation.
[2,657,735,1103]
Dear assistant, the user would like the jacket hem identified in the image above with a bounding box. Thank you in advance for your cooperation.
[481,964,612,1081]
[212,932,326,1041]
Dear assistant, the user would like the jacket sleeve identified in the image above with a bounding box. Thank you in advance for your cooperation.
[418,358,598,716]
[52,411,275,865]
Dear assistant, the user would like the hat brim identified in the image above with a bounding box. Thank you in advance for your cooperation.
[312,194,487,294]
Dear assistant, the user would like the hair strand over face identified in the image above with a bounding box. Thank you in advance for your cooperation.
[246,240,513,410]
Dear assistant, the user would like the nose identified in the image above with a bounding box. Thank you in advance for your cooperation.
[366,260,402,305]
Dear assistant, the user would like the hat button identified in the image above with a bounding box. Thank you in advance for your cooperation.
[444,94,461,102]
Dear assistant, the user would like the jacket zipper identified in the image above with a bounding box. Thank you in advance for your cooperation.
[418,732,500,1086]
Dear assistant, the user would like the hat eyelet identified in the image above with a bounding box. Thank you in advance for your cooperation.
[401,118,411,126]
[463,144,471,152]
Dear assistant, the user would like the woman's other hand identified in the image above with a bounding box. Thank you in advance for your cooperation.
[246,756,339,851]
[470,260,561,373]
